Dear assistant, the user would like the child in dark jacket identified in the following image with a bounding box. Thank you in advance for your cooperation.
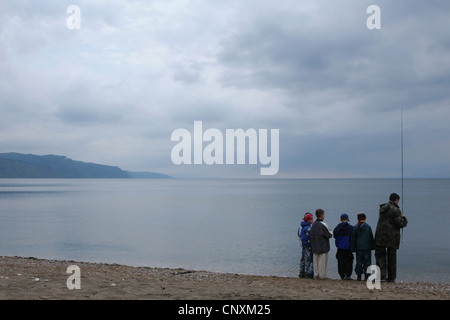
[310,209,332,279]
[351,213,375,281]
[298,213,314,278]
[333,213,354,280]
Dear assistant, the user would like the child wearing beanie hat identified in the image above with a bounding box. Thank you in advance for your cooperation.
[351,212,375,281]
[298,212,314,278]
[358,213,366,226]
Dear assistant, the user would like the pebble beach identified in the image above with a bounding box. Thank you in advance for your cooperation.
[0,256,448,300]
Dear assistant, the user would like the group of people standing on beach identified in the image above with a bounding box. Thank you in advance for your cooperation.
[298,193,408,282]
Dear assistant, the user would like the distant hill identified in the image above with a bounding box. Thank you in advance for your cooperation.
[0,153,171,179]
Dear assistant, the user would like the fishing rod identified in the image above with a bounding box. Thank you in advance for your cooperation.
[401,107,404,243]
[401,107,404,208]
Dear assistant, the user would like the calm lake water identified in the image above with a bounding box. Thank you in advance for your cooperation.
[0,178,448,283]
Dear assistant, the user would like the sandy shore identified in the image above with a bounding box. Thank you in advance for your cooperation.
[0,256,448,300]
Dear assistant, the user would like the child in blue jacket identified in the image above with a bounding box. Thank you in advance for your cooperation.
[333,213,354,280]
[298,213,314,278]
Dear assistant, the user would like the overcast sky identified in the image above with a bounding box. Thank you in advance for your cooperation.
[1,0,449,178]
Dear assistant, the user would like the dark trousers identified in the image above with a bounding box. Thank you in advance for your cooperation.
[336,248,353,279]
[375,246,397,281]
[355,250,372,276]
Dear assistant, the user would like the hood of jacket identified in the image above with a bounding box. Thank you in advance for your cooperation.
[356,221,369,230]
[379,200,398,214]
[334,221,351,233]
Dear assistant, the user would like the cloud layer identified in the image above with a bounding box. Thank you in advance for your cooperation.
[1,0,449,178]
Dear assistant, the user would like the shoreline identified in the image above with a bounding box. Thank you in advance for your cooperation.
[1,256,449,300]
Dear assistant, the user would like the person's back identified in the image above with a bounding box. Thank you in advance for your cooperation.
[375,201,407,249]
[333,221,353,250]
[311,219,332,254]
[352,221,374,251]
[300,220,312,247]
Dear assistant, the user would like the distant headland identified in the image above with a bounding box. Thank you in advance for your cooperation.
[0,152,171,179]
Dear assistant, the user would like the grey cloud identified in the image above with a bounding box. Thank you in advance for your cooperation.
[216,0,450,109]
[56,104,122,125]
[172,62,202,84]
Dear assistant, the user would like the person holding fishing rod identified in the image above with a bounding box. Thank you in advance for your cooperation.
[374,193,408,282]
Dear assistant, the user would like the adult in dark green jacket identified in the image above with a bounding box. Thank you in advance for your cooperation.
[374,193,408,282]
